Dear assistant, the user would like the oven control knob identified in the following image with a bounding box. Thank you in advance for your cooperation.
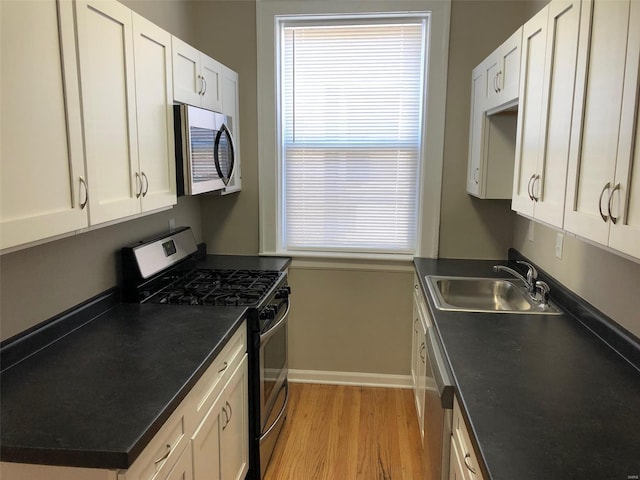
[260,306,276,320]
[275,286,291,299]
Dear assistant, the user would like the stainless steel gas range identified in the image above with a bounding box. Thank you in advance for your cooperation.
[121,227,290,479]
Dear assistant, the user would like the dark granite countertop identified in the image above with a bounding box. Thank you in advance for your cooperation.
[0,303,247,469]
[196,254,291,272]
[413,257,640,480]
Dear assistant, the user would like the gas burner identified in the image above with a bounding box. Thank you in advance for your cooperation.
[147,269,280,307]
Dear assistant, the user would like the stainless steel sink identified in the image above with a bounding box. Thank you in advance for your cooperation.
[425,276,563,315]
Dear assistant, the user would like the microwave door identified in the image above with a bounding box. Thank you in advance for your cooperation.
[214,123,236,185]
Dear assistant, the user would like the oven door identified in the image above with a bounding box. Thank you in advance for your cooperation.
[259,298,289,431]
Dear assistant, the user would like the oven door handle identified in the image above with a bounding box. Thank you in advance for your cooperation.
[260,382,289,441]
[259,299,290,346]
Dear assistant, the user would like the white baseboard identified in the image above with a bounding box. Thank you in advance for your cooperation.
[287,369,412,389]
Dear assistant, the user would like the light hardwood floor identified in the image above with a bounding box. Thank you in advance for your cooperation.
[263,383,426,480]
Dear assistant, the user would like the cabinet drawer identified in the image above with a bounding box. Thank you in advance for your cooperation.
[452,397,485,480]
[190,321,246,421]
[119,404,189,480]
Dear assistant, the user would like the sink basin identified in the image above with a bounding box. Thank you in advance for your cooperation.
[425,276,563,315]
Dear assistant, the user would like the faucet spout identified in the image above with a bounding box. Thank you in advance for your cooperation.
[492,265,536,295]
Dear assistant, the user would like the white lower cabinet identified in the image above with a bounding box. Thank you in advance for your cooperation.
[411,275,428,444]
[450,397,485,480]
[192,355,249,480]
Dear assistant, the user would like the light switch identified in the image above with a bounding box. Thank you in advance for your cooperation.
[555,233,564,259]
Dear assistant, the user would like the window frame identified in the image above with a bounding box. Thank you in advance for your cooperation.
[257,0,451,260]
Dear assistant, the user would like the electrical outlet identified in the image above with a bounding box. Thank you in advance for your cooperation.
[169,218,175,231]
[528,221,535,242]
[555,233,564,259]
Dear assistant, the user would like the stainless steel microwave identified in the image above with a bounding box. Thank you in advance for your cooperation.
[174,104,236,195]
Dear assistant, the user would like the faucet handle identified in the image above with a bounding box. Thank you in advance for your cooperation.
[535,280,550,307]
[516,260,538,284]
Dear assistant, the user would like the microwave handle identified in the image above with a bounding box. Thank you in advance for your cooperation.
[213,123,236,186]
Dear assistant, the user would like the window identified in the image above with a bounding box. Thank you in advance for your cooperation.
[257,1,451,260]
[280,19,426,255]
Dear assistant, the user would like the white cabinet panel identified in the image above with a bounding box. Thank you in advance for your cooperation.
[608,0,640,258]
[565,0,628,243]
[172,37,222,112]
[191,355,248,480]
[512,8,547,217]
[565,0,640,259]
[76,0,140,225]
[0,0,87,250]
[513,0,581,228]
[132,14,177,212]
[172,37,202,108]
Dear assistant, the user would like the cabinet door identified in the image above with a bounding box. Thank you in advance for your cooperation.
[192,394,223,480]
[533,0,582,227]
[163,446,193,480]
[76,0,140,225]
[220,66,241,194]
[173,36,202,107]
[220,356,249,480]
[132,14,177,212]
[608,1,640,258]
[497,28,523,102]
[484,54,500,107]
[467,62,488,197]
[200,54,223,112]
[512,7,548,217]
[411,302,422,422]
[0,0,87,250]
[564,0,628,243]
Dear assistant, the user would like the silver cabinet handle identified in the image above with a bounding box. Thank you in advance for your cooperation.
[141,172,149,197]
[473,167,479,185]
[493,73,498,93]
[135,173,142,198]
[201,76,207,96]
[527,174,536,201]
[464,453,477,474]
[532,174,541,202]
[608,182,621,224]
[598,182,611,222]
[154,444,171,465]
[222,404,230,430]
[414,317,419,334]
[419,342,426,363]
[497,70,502,92]
[197,74,203,95]
[226,401,232,423]
[79,177,88,209]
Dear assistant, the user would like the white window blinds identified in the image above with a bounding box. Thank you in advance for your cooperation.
[281,19,426,255]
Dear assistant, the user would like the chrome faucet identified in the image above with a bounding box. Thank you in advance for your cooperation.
[493,260,538,296]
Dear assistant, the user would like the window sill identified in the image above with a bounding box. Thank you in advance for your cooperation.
[260,250,416,272]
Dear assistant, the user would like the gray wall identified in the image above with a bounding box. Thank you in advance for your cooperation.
[0,1,202,342]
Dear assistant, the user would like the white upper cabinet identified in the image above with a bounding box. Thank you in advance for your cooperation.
[132,13,177,212]
[220,65,242,194]
[601,0,640,258]
[484,27,522,111]
[172,36,223,112]
[76,0,141,225]
[512,0,582,228]
[564,0,640,258]
[467,28,521,199]
[0,0,88,250]
[76,0,176,226]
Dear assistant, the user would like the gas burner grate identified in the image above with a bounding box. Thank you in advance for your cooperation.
[147,269,280,307]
